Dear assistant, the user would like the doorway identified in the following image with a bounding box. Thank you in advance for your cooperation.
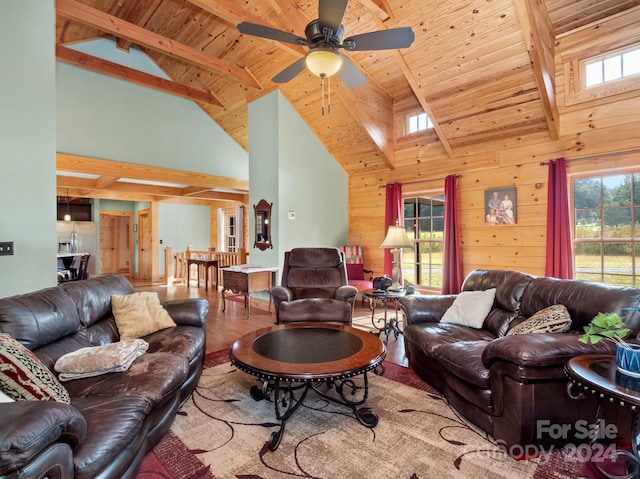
[138,209,152,281]
[99,211,133,275]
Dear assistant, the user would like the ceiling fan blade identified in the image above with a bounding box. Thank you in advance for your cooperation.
[318,0,349,33]
[238,22,307,46]
[337,56,366,89]
[272,57,307,83]
[343,27,415,51]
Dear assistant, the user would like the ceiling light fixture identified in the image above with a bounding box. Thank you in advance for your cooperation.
[305,48,343,78]
[305,48,343,116]
[64,188,71,222]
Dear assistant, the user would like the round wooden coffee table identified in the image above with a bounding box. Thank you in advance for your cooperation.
[229,322,386,450]
[566,355,640,478]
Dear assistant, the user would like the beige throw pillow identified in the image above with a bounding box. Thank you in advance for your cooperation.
[111,292,176,340]
[507,304,572,335]
[440,288,497,329]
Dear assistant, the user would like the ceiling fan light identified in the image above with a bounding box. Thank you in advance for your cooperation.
[305,49,343,78]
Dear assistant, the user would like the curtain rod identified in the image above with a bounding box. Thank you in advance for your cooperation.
[378,174,462,188]
[539,148,640,166]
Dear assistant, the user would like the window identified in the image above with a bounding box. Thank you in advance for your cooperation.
[402,195,444,288]
[585,47,640,87]
[226,215,237,252]
[573,173,640,286]
[407,113,433,134]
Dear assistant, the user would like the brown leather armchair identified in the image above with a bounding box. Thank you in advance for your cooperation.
[271,247,359,324]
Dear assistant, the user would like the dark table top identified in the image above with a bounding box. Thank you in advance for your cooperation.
[229,322,385,381]
[566,354,640,406]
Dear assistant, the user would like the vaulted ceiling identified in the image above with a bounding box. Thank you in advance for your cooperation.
[54,0,640,203]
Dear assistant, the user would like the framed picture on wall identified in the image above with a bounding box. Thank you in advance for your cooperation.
[484,187,517,225]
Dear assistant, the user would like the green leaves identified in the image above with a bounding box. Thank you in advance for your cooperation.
[579,312,631,346]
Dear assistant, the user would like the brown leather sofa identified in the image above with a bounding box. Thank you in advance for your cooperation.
[399,269,640,450]
[0,274,208,479]
[271,247,358,324]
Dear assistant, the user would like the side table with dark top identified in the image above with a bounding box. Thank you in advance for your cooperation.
[229,323,386,451]
[187,258,218,292]
[565,355,640,478]
[362,288,406,344]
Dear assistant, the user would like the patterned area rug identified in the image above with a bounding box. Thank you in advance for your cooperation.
[135,349,624,479]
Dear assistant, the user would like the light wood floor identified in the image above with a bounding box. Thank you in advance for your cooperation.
[131,279,408,367]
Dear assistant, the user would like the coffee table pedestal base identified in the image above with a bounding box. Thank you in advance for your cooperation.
[250,369,381,451]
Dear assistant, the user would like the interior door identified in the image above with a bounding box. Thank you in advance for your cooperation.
[100,214,131,275]
[138,210,152,280]
[100,214,118,274]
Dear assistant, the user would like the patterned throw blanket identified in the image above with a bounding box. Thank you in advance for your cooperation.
[54,339,149,381]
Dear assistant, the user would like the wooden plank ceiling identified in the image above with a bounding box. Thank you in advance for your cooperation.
[54,0,640,203]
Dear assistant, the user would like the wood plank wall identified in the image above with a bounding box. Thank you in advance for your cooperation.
[349,122,640,287]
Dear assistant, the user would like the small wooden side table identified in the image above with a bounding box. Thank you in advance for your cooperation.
[565,355,640,478]
[187,258,218,292]
[221,265,278,318]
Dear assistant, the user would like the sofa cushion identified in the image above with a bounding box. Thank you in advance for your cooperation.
[0,287,81,350]
[507,304,572,335]
[111,292,176,340]
[54,339,149,382]
[63,352,188,409]
[440,288,496,328]
[60,275,135,328]
[0,334,70,403]
[70,394,150,479]
[432,341,491,389]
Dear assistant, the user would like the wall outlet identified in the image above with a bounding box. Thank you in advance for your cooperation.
[0,242,14,256]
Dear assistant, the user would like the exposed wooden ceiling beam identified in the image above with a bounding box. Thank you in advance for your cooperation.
[364,12,454,158]
[57,172,247,203]
[57,153,249,192]
[56,0,262,90]
[56,45,225,107]
[185,0,305,57]
[514,0,560,140]
[358,0,392,22]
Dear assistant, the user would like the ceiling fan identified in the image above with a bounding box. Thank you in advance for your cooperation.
[237,0,415,89]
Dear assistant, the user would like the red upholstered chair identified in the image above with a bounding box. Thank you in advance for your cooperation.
[340,245,374,306]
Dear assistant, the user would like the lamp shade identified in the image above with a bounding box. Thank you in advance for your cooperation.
[380,224,412,249]
[305,48,343,78]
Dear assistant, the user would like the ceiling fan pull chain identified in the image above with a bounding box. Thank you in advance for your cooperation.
[328,76,332,114]
[321,76,326,116]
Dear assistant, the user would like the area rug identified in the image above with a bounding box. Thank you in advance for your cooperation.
[135,349,621,479]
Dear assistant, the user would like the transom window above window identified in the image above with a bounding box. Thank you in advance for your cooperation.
[407,113,433,134]
[585,47,640,87]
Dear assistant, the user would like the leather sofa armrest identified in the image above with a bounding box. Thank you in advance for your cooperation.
[271,286,293,303]
[0,401,87,475]
[482,333,616,368]
[161,298,209,327]
[335,285,358,301]
[398,295,457,325]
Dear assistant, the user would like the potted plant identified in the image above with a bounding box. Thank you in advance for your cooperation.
[579,312,640,378]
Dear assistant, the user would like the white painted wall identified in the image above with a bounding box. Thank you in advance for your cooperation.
[0,1,57,297]
[248,91,349,282]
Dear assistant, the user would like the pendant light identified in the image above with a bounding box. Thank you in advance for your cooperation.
[64,188,71,222]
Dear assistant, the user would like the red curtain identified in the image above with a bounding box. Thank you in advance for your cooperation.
[384,183,403,277]
[442,175,463,294]
[545,158,574,279]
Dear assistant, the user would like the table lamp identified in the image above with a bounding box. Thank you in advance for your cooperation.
[380,221,413,291]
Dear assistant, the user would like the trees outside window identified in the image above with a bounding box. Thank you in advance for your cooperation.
[573,173,640,286]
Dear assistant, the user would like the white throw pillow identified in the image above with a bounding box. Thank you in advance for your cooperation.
[440,288,497,329]
[0,390,15,403]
